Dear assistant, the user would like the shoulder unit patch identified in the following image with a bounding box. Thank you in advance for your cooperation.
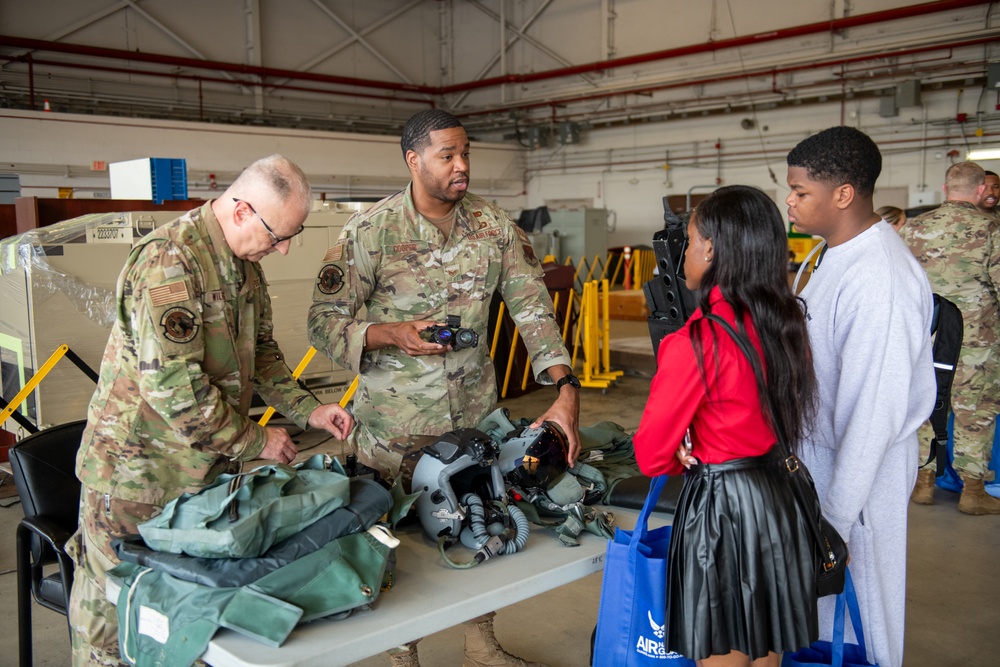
[160,307,199,343]
[318,264,345,295]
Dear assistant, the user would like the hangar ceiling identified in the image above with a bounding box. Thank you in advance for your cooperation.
[0,0,997,141]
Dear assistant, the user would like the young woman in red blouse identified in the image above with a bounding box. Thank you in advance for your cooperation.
[634,185,819,667]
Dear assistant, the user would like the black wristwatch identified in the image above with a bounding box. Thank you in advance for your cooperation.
[556,374,581,392]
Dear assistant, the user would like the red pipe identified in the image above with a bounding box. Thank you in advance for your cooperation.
[0,55,434,106]
[0,0,990,97]
[0,34,434,94]
[456,35,997,120]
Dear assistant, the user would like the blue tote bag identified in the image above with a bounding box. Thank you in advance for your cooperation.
[593,475,694,666]
[783,568,879,667]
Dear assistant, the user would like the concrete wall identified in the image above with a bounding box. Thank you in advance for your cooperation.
[3,88,999,248]
[0,109,525,205]
[524,90,1000,248]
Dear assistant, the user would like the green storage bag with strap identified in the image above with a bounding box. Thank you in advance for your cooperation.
[113,526,398,667]
[138,454,350,558]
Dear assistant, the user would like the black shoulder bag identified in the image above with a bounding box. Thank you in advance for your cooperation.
[705,314,848,597]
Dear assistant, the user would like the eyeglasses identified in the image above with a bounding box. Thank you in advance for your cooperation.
[233,197,305,246]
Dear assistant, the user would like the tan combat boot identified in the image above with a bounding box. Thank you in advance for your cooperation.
[388,644,420,667]
[463,618,548,667]
[910,468,936,505]
[957,476,1000,515]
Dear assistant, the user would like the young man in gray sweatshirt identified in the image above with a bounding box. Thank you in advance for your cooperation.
[785,127,936,667]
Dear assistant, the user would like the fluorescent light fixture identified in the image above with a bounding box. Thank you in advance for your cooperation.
[966,148,1000,161]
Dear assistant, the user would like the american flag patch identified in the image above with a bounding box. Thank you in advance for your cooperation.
[148,281,190,307]
[323,244,343,262]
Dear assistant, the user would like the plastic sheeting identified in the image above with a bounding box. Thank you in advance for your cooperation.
[0,212,163,327]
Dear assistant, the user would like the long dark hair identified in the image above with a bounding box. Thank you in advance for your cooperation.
[689,185,816,450]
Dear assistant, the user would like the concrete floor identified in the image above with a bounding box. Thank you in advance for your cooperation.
[2,321,999,666]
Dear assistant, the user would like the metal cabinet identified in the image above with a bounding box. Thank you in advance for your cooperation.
[545,208,608,265]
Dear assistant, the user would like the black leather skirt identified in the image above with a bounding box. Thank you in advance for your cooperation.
[666,449,818,661]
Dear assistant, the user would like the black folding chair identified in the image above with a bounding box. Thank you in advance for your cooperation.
[9,420,86,667]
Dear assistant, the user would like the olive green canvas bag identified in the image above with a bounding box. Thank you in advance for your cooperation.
[138,455,350,558]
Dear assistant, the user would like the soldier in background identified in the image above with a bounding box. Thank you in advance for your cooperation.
[903,161,1000,514]
[69,155,355,666]
[978,170,999,219]
[309,109,577,667]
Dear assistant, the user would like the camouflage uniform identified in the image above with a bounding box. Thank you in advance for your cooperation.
[903,200,1000,478]
[308,185,570,481]
[69,201,321,666]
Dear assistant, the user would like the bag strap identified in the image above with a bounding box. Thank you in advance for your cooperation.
[702,314,788,454]
[832,581,847,667]
[831,568,869,667]
[703,314,832,558]
[843,568,869,661]
[630,475,668,548]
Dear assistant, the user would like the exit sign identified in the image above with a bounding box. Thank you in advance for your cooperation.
[92,161,107,171]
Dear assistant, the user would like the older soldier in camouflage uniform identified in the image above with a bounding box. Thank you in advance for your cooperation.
[309,110,576,667]
[979,170,999,220]
[903,161,1000,514]
[69,155,355,666]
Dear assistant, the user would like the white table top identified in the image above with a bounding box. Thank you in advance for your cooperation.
[202,506,663,667]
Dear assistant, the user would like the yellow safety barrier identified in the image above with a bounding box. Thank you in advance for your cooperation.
[490,302,506,360]
[0,344,70,428]
[258,346,358,428]
[571,280,624,391]
[258,346,318,427]
[572,256,586,283]
[598,251,613,282]
[630,249,655,290]
[585,254,601,282]
[500,327,521,399]
[596,279,625,384]
[339,375,359,408]
[645,248,656,283]
[561,292,575,343]
[609,252,625,287]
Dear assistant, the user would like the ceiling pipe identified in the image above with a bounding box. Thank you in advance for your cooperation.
[437,0,994,94]
[0,34,433,94]
[0,55,434,107]
[523,129,1000,176]
[0,0,991,98]
[456,34,998,121]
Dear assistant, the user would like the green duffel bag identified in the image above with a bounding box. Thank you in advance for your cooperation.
[112,526,399,667]
[138,455,350,558]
